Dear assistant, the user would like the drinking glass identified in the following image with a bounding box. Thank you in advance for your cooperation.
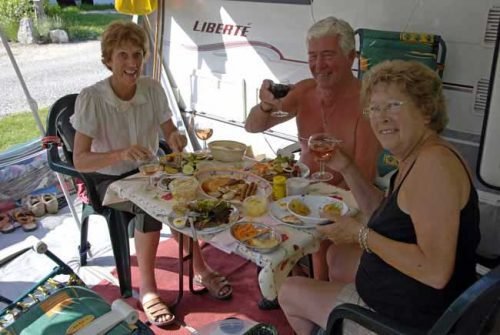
[269,81,291,118]
[191,113,214,151]
[138,156,161,188]
[308,133,342,182]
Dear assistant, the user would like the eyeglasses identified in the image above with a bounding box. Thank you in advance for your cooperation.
[364,100,406,118]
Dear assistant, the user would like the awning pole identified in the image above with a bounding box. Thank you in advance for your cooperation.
[0,27,81,230]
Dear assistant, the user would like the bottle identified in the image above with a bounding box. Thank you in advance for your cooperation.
[272,175,287,201]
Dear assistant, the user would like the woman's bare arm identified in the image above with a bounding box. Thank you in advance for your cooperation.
[73,132,151,172]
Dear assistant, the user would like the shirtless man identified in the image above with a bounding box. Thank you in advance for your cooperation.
[245,16,381,280]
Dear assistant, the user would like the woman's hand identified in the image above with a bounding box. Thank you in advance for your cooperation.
[168,130,188,152]
[325,146,353,175]
[316,216,363,246]
[119,145,153,161]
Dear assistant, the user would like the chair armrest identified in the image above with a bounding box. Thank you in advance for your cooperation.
[46,143,81,178]
[326,303,424,335]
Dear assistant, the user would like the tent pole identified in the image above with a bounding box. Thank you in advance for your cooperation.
[0,27,82,231]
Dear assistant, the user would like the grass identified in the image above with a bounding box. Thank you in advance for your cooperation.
[0,109,49,152]
[52,6,130,41]
[0,4,131,152]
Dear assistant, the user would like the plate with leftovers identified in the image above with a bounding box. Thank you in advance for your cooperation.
[230,221,282,253]
[248,155,310,181]
[167,199,239,234]
[196,169,272,203]
[160,151,211,175]
[269,195,348,228]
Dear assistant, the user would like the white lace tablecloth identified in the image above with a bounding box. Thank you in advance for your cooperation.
[103,173,358,301]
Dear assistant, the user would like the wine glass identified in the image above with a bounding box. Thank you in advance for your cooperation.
[308,133,342,182]
[191,113,214,152]
[138,156,161,188]
[269,80,291,118]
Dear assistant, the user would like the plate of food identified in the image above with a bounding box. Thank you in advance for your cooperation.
[160,151,211,175]
[269,195,348,228]
[230,222,282,253]
[167,199,239,234]
[196,169,272,203]
[248,155,310,181]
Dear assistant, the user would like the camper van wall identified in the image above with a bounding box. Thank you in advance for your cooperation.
[157,0,500,182]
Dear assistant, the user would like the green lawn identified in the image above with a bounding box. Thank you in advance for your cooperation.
[0,109,49,152]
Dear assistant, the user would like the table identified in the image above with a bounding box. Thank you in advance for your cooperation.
[103,173,359,304]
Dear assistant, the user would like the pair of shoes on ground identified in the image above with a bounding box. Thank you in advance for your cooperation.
[0,209,38,233]
[23,194,58,217]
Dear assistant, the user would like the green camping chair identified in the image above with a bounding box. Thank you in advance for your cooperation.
[356,28,447,79]
[355,28,447,189]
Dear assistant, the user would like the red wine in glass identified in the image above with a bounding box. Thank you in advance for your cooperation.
[269,82,291,117]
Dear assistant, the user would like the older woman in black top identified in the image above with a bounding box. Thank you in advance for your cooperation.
[278,60,480,334]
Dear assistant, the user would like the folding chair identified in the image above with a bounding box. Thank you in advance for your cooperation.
[355,28,447,79]
[326,263,500,335]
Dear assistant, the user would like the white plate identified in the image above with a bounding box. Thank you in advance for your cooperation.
[269,195,349,228]
[195,169,272,204]
[247,161,310,180]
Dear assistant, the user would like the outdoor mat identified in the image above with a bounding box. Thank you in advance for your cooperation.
[92,238,293,334]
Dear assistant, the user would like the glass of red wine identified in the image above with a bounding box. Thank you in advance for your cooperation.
[308,133,342,182]
[269,81,291,117]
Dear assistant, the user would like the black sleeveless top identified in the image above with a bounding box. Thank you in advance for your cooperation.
[356,146,480,330]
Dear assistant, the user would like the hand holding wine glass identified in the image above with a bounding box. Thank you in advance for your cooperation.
[308,133,342,182]
[268,80,291,118]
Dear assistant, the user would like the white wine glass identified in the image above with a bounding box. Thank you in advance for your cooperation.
[138,156,161,188]
[308,133,342,182]
[192,113,214,152]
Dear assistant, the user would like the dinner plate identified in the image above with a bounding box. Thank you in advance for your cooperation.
[195,169,272,204]
[269,195,349,228]
[247,161,310,180]
[230,221,282,253]
[167,202,239,235]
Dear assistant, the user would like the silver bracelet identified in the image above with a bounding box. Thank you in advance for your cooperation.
[358,226,372,253]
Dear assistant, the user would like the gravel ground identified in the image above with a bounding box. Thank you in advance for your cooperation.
[0,40,108,117]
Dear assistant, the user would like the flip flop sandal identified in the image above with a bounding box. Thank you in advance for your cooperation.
[12,209,38,232]
[0,213,16,234]
[194,272,233,300]
[141,297,176,327]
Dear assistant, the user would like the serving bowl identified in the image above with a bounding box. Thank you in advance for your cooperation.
[286,195,349,225]
[208,140,247,162]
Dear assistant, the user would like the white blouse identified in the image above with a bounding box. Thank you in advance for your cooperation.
[71,76,172,175]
